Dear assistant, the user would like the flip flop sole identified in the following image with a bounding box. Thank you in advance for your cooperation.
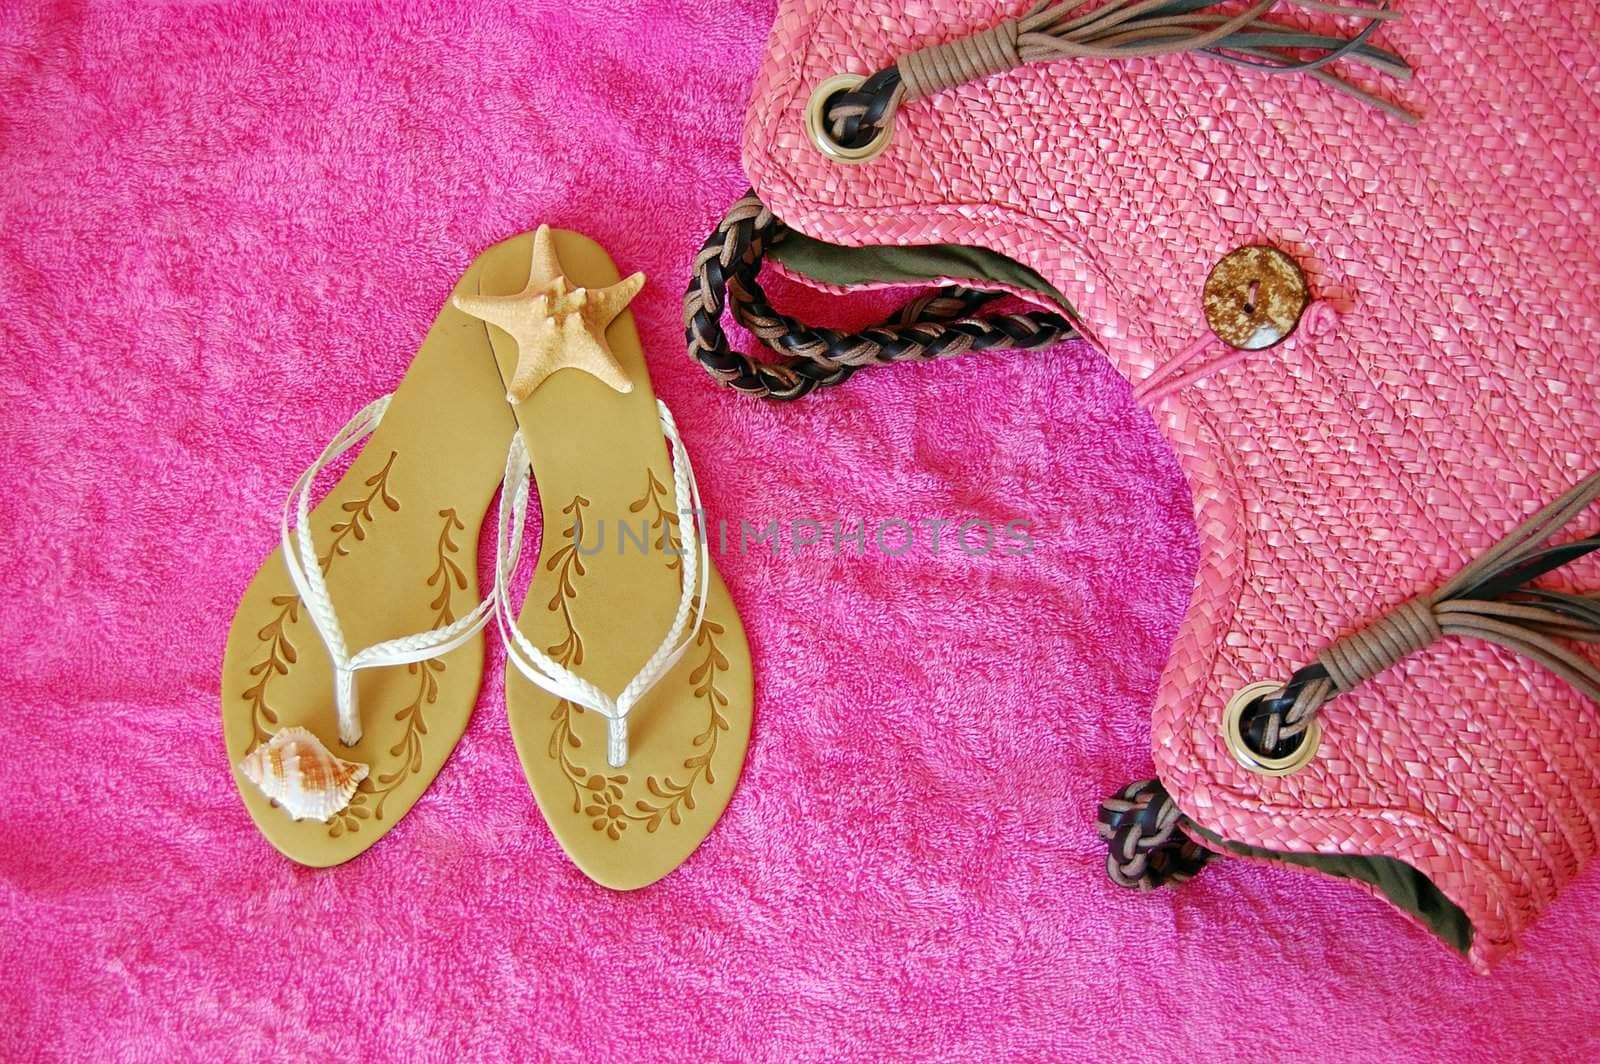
[475,230,754,890]
[220,257,517,867]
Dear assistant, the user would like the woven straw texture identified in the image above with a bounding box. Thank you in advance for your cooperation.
[743,0,1600,970]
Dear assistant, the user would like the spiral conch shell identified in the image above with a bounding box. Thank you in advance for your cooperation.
[238,726,369,821]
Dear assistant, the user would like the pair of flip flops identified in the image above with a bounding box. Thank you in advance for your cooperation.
[221,228,753,888]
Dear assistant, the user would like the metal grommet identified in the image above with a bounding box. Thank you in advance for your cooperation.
[1221,680,1322,777]
[805,74,893,164]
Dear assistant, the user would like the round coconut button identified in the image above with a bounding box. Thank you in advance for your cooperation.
[1202,246,1310,350]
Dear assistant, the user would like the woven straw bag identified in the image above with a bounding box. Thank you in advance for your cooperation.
[682,1,1600,970]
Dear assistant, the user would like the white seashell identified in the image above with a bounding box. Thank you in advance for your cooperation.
[238,726,369,822]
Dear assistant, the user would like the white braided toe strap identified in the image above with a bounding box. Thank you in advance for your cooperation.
[495,399,709,768]
[280,395,497,746]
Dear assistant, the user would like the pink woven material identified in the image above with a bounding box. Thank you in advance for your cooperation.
[745,0,1600,969]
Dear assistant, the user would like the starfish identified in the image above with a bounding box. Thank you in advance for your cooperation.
[453,225,643,402]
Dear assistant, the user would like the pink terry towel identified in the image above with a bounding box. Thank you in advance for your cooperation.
[1,2,1596,1060]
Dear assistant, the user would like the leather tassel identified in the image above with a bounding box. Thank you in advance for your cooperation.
[826,0,1414,151]
[1102,470,1600,892]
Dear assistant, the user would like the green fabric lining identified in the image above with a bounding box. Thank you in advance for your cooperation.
[1186,822,1473,955]
[768,232,1077,317]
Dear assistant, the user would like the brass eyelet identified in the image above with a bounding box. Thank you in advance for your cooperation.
[805,74,893,164]
[1221,680,1321,777]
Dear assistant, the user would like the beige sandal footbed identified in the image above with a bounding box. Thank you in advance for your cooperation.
[221,253,516,867]
[473,229,754,890]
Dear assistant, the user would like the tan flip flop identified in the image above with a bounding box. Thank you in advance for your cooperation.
[457,226,753,889]
[221,252,517,867]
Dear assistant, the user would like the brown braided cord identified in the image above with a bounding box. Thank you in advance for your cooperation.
[1102,468,1600,891]
[1098,779,1212,890]
[683,191,1079,400]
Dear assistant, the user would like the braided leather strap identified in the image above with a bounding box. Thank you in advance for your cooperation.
[683,191,1077,400]
[1098,779,1213,890]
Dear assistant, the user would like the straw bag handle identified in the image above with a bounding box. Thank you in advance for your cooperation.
[687,4,1414,399]
[684,192,1079,400]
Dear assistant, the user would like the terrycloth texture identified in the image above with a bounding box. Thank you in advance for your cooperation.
[1,3,1597,1061]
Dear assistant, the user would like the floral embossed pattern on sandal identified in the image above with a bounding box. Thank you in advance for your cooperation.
[220,251,516,867]
[466,228,754,889]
